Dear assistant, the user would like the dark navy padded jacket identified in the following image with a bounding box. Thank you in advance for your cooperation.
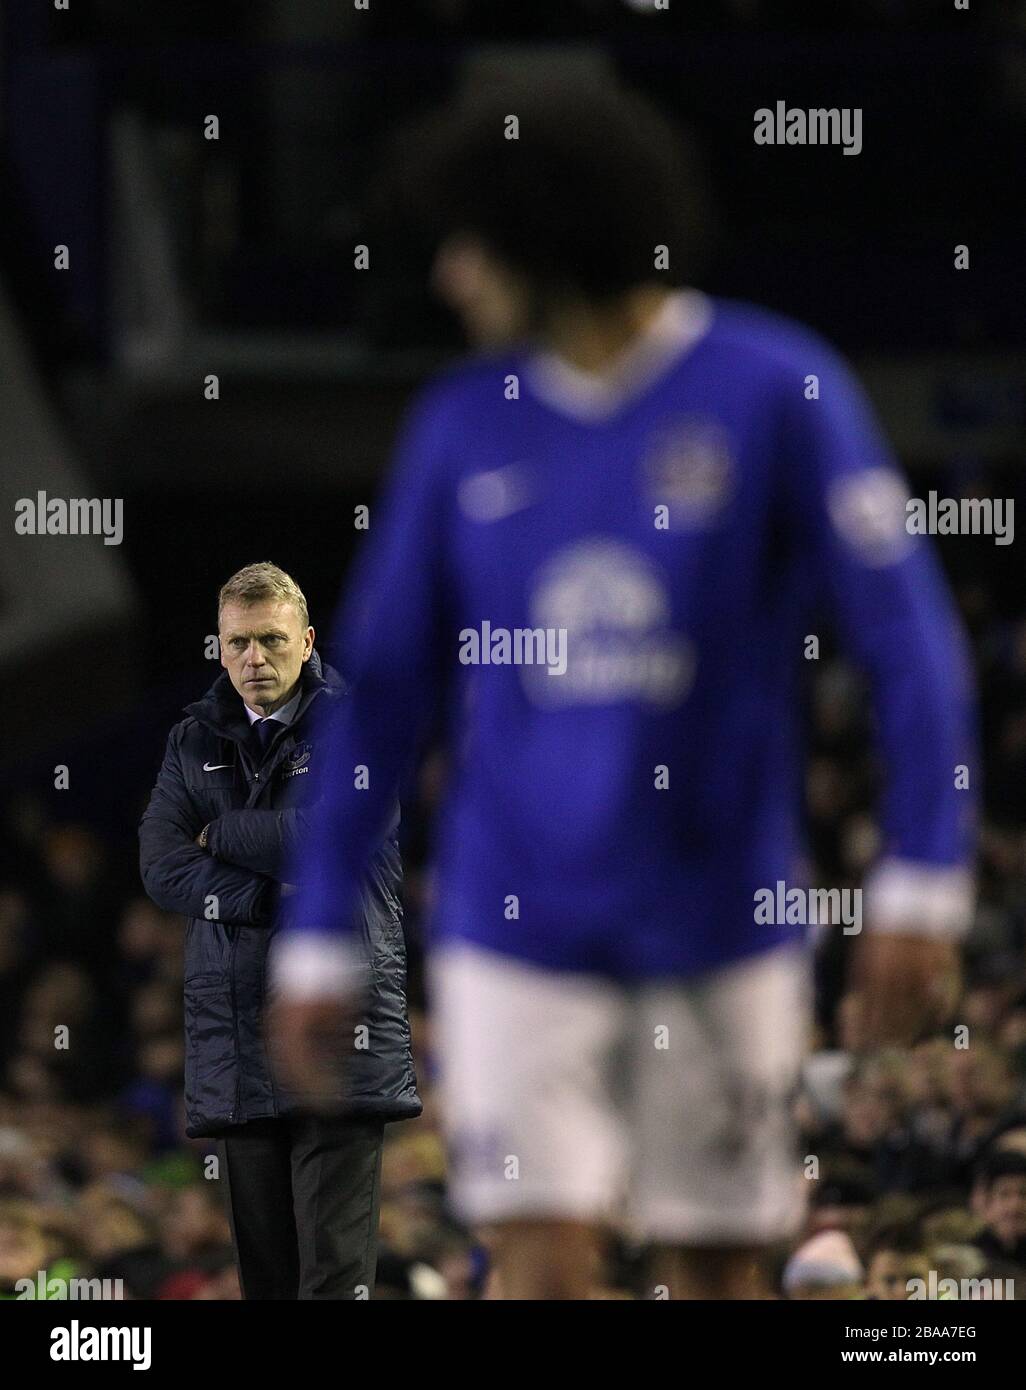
[139,650,421,1137]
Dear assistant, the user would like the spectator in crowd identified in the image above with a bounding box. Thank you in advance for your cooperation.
[863,1224,931,1299]
[972,1151,1026,1272]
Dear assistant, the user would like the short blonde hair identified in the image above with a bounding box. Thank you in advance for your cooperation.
[217,562,309,629]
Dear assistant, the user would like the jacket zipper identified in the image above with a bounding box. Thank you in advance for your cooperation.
[228,925,241,1124]
[228,732,284,1122]
[197,683,329,1125]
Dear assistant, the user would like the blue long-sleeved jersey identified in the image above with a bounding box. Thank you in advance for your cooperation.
[285,293,977,980]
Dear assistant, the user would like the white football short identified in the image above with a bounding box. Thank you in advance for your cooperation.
[428,940,810,1244]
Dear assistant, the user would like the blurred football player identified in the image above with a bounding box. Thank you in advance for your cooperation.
[271,79,975,1299]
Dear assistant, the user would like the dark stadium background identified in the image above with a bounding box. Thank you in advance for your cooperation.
[1,1,1025,1300]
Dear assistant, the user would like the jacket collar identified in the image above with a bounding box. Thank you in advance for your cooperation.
[184,647,344,743]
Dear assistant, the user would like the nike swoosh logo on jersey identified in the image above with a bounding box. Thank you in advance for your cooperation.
[458,465,534,522]
[203,762,232,771]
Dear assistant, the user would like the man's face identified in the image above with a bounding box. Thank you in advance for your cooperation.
[843,1080,897,1145]
[431,235,531,348]
[219,599,314,715]
[865,1251,902,1300]
[986,1175,1026,1245]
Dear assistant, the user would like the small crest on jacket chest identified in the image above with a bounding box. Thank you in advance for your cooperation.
[281,741,312,778]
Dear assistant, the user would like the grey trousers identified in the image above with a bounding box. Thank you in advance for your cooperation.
[218,1114,384,1299]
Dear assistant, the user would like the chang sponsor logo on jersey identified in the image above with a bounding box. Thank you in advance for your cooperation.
[522,537,694,708]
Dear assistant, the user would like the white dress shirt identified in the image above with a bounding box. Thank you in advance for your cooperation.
[243,687,302,727]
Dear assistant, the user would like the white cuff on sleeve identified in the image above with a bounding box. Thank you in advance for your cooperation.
[270,932,368,1002]
[863,859,975,941]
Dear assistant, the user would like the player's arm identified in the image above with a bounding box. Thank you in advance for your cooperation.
[272,383,457,1003]
[780,346,977,1041]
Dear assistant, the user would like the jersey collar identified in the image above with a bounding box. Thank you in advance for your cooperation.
[523,289,713,423]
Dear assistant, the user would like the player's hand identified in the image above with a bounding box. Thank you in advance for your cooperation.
[267,993,358,1111]
[849,932,961,1048]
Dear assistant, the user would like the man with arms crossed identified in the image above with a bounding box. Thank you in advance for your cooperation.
[140,563,420,1298]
